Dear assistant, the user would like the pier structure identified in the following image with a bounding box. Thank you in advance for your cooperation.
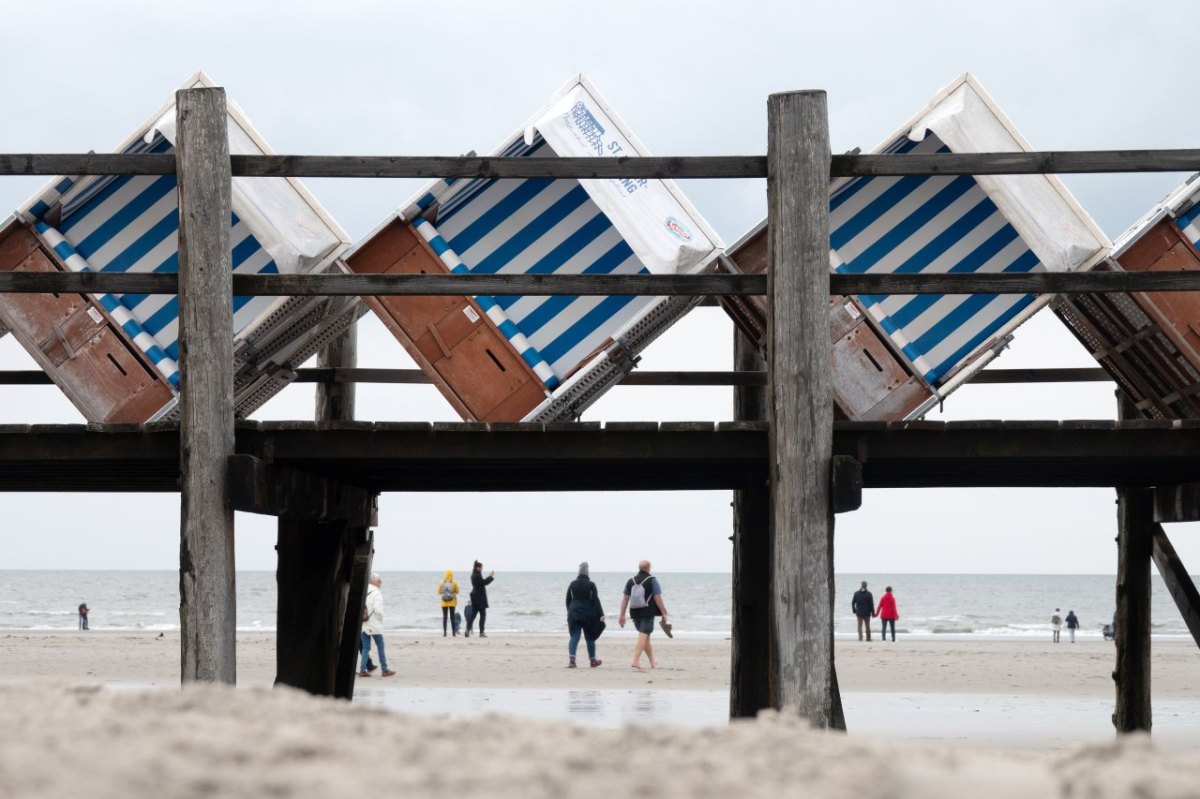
[1,87,1199,732]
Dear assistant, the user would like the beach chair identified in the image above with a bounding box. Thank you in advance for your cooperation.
[719,74,1111,420]
[341,75,723,422]
[1053,176,1200,418]
[0,72,357,423]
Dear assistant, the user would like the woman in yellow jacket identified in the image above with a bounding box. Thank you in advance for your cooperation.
[438,570,460,637]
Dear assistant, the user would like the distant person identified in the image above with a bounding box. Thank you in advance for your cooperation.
[565,561,605,668]
[77,602,89,631]
[1065,610,1080,643]
[619,559,670,670]
[851,581,874,641]
[1051,608,1063,643]
[465,560,495,638]
[359,573,395,677]
[438,569,460,637]
[874,586,899,642]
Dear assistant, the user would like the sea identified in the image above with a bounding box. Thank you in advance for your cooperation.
[1,570,1195,640]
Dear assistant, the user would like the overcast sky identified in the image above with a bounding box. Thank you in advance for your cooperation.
[0,1,1198,575]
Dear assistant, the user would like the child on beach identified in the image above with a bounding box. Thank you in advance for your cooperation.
[874,586,898,642]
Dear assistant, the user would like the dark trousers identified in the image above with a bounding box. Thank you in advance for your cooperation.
[442,606,457,635]
[467,608,487,634]
[880,618,896,641]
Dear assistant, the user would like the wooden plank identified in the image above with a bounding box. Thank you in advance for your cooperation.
[831,455,863,513]
[730,329,773,719]
[966,368,1111,384]
[7,149,1200,179]
[334,527,374,699]
[315,326,357,422]
[1113,395,1153,733]
[1150,524,1200,649]
[176,88,236,685]
[2,269,1200,296]
[768,90,842,729]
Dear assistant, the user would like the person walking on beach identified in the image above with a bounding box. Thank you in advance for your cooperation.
[874,586,899,642]
[359,573,395,677]
[465,560,495,638]
[851,581,874,641]
[1051,609,1063,643]
[1065,610,1080,643]
[77,602,89,631]
[565,562,605,668]
[619,559,670,670]
[438,569,460,637]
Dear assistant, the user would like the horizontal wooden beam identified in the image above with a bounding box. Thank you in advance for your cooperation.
[0,270,1199,297]
[229,454,377,525]
[965,368,1111,384]
[5,150,1200,178]
[0,420,1196,493]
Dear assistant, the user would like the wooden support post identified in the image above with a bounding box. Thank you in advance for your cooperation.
[731,329,773,718]
[316,324,357,422]
[1150,524,1200,650]
[767,90,843,729]
[1113,393,1152,732]
[276,516,351,695]
[176,88,236,684]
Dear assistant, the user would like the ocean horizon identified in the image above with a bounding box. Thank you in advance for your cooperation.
[3,570,1195,641]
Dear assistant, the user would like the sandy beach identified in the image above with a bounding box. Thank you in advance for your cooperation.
[3,630,1198,754]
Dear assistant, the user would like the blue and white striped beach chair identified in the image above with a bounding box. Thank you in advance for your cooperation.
[343,75,723,422]
[721,73,1110,420]
[0,72,355,422]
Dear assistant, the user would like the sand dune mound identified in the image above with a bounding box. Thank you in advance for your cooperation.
[0,683,1194,798]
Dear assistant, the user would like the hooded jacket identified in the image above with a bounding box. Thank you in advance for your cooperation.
[439,570,460,608]
[876,591,898,621]
[363,583,384,636]
[470,569,494,609]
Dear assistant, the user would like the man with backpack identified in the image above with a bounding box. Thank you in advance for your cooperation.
[618,559,670,670]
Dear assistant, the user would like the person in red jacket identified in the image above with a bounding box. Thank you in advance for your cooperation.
[874,586,899,642]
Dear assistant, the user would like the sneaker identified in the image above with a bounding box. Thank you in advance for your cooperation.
[357,670,370,677]
[381,670,396,677]
[479,632,488,638]
[590,659,602,668]
[568,658,577,668]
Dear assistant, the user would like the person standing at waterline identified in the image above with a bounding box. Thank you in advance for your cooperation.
[851,581,874,641]
[438,569,460,637]
[465,560,495,638]
[359,573,395,677]
[874,586,899,642]
[1051,609,1063,643]
[619,559,669,670]
[565,562,605,668]
[1065,610,1080,643]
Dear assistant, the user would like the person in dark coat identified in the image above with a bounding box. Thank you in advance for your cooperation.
[464,560,495,638]
[565,562,605,668]
[851,581,874,642]
[1065,610,1080,643]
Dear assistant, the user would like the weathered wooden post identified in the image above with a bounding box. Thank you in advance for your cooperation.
[315,326,356,422]
[730,330,773,718]
[1113,393,1152,732]
[176,88,236,683]
[766,90,842,728]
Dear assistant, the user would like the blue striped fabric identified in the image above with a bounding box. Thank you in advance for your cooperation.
[831,132,1043,385]
[1173,200,1200,248]
[428,135,653,379]
[35,134,280,368]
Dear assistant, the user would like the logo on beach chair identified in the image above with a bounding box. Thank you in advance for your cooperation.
[566,101,607,156]
[664,216,693,242]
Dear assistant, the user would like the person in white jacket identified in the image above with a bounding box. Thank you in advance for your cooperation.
[359,573,395,677]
